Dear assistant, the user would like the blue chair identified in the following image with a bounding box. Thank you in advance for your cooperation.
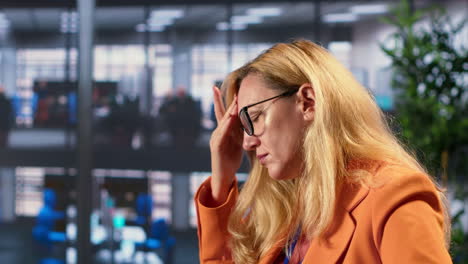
[135,193,153,227]
[147,219,176,264]
[134,218,176,264]
[32,189,66,264]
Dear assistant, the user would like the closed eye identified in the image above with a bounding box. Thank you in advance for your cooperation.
[250,111,263,122]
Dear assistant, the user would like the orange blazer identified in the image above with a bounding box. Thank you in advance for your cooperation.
[195,161,452,264]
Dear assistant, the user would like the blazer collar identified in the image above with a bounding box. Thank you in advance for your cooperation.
[304,159,383,263]
[258,167,373,264]
[302,183,370,263]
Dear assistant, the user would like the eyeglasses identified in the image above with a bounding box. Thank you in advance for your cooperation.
[239,89,298,136]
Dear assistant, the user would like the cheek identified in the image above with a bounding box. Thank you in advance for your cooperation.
[280,131,303,161]
[265,110,304,158]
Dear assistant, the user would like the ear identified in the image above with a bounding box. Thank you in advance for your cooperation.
[296,83,315,122]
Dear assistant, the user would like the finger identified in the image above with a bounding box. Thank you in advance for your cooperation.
[217,100,242,137]
[212,86,225,122]
[229,95,238,116]
[220,96,237,124]
[215,101,236,136]
[218,113,243,146]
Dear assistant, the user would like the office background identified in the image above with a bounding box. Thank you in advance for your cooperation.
[0,0,466,263]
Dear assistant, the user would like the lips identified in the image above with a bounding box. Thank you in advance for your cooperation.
[257,153,268,164]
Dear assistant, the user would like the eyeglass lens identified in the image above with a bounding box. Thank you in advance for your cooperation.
[239,108,253,136]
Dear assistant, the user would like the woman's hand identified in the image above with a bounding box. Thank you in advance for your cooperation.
[209,86,244,205]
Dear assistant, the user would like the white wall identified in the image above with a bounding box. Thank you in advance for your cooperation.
[445,0,468,50]
[350,0,467,96]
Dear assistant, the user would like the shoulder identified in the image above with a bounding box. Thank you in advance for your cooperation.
[368,163,443,211]
[365,163,447,245]
[337,161,450,262]
[344,160,443,212]
[344,161,444,217]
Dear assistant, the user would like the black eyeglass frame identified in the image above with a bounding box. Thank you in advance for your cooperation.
[238,88,298,136]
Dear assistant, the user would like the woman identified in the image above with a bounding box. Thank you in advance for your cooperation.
[195,40,452,263]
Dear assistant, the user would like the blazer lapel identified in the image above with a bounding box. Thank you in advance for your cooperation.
[303,183,370,264]
[258,160,379,264]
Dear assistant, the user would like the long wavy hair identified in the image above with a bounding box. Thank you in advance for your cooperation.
[221,39,450,264]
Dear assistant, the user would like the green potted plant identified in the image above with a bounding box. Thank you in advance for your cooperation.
[380,0,467,262]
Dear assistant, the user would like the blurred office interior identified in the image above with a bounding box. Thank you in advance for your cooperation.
[0,0,466,263]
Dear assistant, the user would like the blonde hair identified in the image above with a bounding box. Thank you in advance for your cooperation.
[222,39,450,263]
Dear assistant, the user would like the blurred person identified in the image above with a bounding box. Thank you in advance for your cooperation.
[0,86,13,147]
[195,40,452,263]
[160,86,202,148]
[34,95,53,127]
[106,94,140,147]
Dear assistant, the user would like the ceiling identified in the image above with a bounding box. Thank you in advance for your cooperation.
[1,0,433,33]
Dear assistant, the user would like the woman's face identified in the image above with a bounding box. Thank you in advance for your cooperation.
[237,73,309,180]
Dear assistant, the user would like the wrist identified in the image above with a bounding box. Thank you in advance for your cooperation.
[210,177,235,206]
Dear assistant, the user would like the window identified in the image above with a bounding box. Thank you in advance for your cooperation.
[191,43,271,127]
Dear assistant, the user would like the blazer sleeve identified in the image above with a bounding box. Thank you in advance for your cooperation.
[195,176,238,264]
[371,168,452,263]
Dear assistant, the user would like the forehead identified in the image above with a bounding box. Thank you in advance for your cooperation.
[237,74,277,109]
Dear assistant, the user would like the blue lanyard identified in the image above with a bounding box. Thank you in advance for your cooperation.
[283,230,302,264]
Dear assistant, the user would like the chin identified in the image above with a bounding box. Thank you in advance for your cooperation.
[266,166,293,181]
[266,160,302,181]
[267,171,283,181]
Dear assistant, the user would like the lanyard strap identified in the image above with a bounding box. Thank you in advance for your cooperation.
[283,230,302,264]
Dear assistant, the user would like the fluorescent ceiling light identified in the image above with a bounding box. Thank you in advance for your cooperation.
[231,15,262,25]
[232,24,247,30]
[148,17,174,26]
[135,23,146,32]
[148,9,184,28]
[147,25,165,32]
[323,13,357,23]
[216,22,229,31]
[216,22,246,31]
[350,4,388,15]
[136,23,165,32]
[247,7,282,17]
[150,9,184,19]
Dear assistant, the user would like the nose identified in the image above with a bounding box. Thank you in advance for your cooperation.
[242,132,260,151]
